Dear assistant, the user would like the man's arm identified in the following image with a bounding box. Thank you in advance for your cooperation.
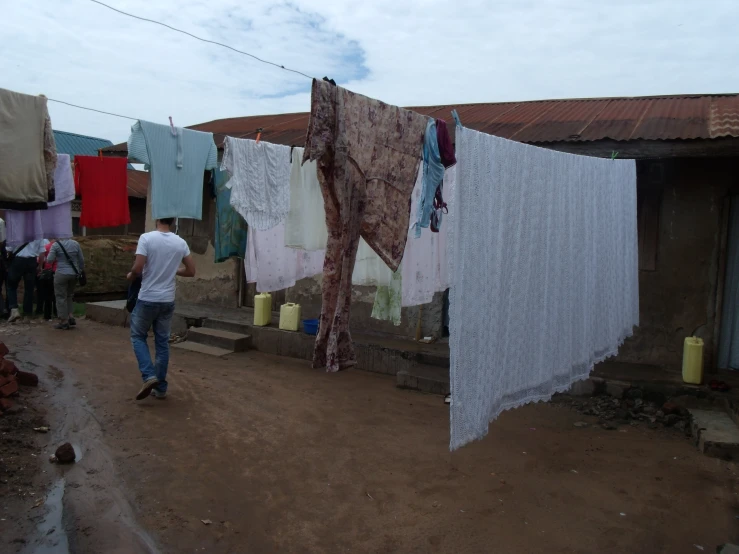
[177,254,196,278]
[127,254,146,282]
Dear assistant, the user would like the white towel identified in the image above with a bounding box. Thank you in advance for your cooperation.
[222,137,291,231]
[284,148,328,251]
[352,239,394,287]
[245,221,325,293]
[448,127,638,451]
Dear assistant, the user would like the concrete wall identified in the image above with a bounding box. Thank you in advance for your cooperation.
[615,157,739,370]
[285,275,445,339]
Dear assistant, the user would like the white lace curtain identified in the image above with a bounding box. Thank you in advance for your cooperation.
[448,127,639,450]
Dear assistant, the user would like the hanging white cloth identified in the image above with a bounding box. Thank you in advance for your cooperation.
[247,154,452,299]
[281,146,392,286]
[245,221,324,293]
[284,148,328,251]
[400,165,452,307]
[352,239,394,286]
[448,127,638,451]
[246,223,393,292]
[222,136,291,231]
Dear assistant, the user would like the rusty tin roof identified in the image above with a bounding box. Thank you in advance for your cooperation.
[105,93,739,154]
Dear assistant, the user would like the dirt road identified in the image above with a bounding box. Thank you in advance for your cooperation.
[2,319,738,553]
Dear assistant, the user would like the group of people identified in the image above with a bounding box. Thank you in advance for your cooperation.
[0,218,85,330]
[0,213,197,402]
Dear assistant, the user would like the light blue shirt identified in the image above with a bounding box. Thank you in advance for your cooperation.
[9,238,46,258]
[47,239,85,276]
[128,120,217,220]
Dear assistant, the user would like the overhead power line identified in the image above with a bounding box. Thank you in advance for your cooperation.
[46,97,308,140]
[88,0,314,80]
[47,97,137,120]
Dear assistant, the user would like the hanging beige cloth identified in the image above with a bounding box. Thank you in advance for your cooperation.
[0,88,56,209]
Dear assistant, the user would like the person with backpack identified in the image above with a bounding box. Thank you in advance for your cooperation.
[46,238,85,330]
[6,239,46,323]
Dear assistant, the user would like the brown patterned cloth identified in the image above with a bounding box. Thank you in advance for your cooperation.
[302,79,427,372]
[0,89,56,210]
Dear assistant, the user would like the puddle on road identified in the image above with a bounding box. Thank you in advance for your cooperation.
[23,479,70,554]
[72,444,83,463]
[14,344,161,553]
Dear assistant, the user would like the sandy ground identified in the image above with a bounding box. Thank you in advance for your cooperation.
[2,318,739,553]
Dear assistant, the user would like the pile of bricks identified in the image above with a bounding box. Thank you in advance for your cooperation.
[0,341,38,414]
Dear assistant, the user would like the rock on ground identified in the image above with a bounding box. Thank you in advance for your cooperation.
[55,442,76,464]
[16,371,38,387]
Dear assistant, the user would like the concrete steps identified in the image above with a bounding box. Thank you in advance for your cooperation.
[85,301,452,376]
[202,318,252,336]
[689,409,739,460]
[183,327,251,355]
[171,342,233,358]
[397,364,450,396]
[416,352,449,369]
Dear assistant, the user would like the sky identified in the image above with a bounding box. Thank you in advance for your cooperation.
[3,0,739,144]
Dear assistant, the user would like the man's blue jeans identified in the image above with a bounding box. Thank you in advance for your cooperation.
[130,300,175,394]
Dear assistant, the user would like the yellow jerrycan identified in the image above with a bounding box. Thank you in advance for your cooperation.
[279,303,302,332]
[253,293,272,326]
[682,337,704,385]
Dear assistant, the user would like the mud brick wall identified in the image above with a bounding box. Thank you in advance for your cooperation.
[76,236,138,294]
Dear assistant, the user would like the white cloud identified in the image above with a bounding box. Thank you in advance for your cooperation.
[2,0,738,144]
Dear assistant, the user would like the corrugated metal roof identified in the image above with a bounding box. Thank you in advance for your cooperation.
[53,130,114,159]
[126,170,149,198]
[104,93,739,154]
[710,96,739,138]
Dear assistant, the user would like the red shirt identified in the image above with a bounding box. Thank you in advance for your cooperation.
[74,156,130,228]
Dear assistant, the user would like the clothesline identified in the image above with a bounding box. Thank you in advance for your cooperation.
[46,97,313,148]
[1,81,639,453]
[87,0,314,80]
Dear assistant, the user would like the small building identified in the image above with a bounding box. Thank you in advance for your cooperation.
[53,130,147,236]
[104,93,739,374]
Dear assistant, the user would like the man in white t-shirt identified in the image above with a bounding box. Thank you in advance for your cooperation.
[127,218,196,400]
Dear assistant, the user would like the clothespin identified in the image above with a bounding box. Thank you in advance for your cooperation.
[169,116,176,136]
[98,148,102,159]
[451,109,462,128]
[322,76,336,86]
[610,151,619,160]
[255,128,263,144]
